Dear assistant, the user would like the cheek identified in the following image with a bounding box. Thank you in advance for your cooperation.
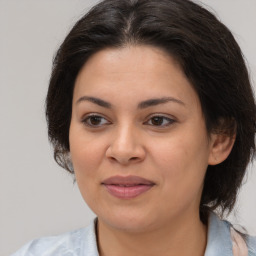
[150,137,194,171]
[69,134,104,202]
[70,136,103,205]
[70,126,106,170]
[150,134,209,190]
[154,127,210,166]
[71,143,103,182]
[151,141,207,214]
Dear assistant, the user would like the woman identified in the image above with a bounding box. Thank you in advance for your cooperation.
[13,0,256,255]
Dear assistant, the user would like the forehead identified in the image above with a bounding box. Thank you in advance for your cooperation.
[76,46,182,82]
[73,45,200,110]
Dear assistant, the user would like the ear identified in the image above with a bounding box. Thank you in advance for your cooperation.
[208,133,236,165]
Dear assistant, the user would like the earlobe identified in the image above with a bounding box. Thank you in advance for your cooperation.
[208,133,236,165]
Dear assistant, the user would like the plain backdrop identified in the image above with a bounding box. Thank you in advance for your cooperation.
[1,0,256,255]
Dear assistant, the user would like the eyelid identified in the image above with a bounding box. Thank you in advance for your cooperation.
[81,113,111,127]
[144,114,176,127]
[80,112,176,128]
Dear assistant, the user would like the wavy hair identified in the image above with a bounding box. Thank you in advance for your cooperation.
[46,0,256,223]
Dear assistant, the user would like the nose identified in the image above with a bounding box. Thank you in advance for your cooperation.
[106,125,146,165]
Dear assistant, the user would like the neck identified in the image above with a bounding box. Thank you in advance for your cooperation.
[97,213,207,256]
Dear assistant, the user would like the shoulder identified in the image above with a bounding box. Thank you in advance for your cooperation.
[11,220,99,256]
[246,234,256,256]
[231,227,256,256]
[206,212,256,256]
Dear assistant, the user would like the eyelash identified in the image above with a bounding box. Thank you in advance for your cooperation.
[81,114,176,128]
[144,115,175,127]
[82,114,110,127]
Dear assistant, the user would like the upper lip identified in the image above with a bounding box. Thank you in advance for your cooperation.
[102,175,155,186]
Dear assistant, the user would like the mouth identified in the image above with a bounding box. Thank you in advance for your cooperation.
[101,175,155,199]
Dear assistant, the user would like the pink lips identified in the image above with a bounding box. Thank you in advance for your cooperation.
[102,175,155,199]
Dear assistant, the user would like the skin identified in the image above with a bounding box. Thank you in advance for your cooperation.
[69,46,234,256]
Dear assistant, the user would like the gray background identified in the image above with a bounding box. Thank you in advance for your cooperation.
[1,0,255,255]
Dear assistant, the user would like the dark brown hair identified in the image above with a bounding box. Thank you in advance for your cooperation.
[46,0,256,223]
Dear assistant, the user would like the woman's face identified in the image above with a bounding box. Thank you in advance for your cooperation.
[70,46,216,232]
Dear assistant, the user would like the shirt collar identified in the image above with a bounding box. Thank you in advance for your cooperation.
[80,219,99,256]
[204,212,233,256]
[88,213,234,256]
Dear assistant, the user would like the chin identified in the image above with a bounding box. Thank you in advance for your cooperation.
[97,209,159,233]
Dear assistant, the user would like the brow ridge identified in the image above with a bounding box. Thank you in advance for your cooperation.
[76,96,184,109]
[138,97,185,109]
[76,96,111,108]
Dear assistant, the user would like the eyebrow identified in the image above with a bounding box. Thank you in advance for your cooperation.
[76,96,111,108]
[76,96,185,109]
[138,97,185,109]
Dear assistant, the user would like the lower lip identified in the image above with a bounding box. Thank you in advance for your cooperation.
[104,184,154,199]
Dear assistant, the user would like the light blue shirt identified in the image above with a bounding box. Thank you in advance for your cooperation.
[12,213,256,256]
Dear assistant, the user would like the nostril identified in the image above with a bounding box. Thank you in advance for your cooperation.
[106,144,145,164]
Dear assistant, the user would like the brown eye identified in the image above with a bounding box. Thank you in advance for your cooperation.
[146,115,175,127]
[151,117,164,126]
[82,115,110,127]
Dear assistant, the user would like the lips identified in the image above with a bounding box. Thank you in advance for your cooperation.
[102,175,155,199]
